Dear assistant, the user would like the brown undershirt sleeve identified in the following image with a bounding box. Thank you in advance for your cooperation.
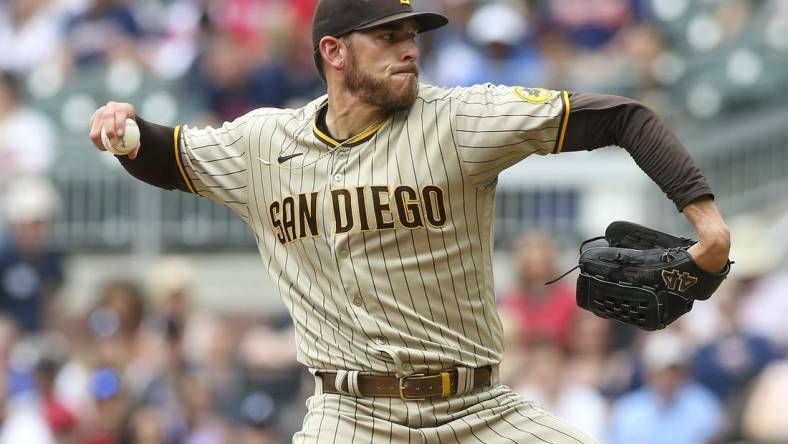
[561,92,713,211]
[117,116,191,193]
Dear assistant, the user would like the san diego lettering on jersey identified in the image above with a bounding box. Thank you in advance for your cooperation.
[176,84,566,376]
[268,184,447,244]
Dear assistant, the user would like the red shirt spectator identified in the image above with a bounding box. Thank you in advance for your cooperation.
[500,283,577,346]
[499,232,579,346]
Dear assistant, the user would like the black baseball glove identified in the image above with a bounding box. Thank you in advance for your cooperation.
[550,221,732,331]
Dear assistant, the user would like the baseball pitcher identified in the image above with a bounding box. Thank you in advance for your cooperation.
[88,1,731,442]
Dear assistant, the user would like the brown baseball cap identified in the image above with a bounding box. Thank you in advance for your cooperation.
[311,0,449,50]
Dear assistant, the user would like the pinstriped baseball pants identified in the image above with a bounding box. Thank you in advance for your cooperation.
[292,384,600,444]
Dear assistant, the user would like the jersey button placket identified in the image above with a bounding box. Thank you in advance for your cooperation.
[332,146,347,182]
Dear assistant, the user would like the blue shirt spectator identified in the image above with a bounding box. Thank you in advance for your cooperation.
[692,285,778,403]
[609,332,725,444]
[608,381,723,444]
[0,242,62,332]
[693,333,776,402]
[0,176,62,333]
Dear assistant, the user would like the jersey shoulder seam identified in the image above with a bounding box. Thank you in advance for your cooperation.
[447,96,492,191]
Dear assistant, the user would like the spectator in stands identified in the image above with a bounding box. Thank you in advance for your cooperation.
[464,2,547,86]
[617,24,670,103]
[421,0,483,86]
[533,28,576,90]
[35,355,78,444]
[608,332,724,444]
[147,259,195,348]
[726,217,788,350]
[82,368,129,444]
[741,359,788,443]
[248,31,325,109]
[0,72,55,181]
[546,0,633,50]
[89,281,146,355]
[238,316,304,439]
[181,315,244,426]
[0,176,63,333]
[123,406,167,444]
[499,231,578,347]
[190,3,324,120]
[0,315,17,370]
[190,26,262,123]
[565,312,638,399]
[232,390,279,444]
[138,267,213,443]
[175,372,225,444]
[0,335,72,443]
[63,0,145,66]
[0,393,57,444]
[737,272,788,353]
[514,339,608,441]
[0,0,65,74]
[692,286,777,405]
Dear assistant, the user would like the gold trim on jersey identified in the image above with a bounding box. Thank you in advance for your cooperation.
[555,91,571,154]
[173,126,196,194]
[312,106,387,148]
[348,120,387,145]
[313,124,341,148]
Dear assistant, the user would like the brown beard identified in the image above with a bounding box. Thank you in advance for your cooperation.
[343,43,419,112]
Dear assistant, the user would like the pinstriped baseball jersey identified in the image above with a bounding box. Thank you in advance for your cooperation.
[175,83,569,376]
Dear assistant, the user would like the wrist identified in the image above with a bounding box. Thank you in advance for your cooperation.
[684,199,730,242]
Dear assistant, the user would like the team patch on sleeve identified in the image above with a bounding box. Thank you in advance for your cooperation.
[451,84,567,187]
[513,87,558,104]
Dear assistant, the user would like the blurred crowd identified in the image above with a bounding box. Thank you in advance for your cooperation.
[0,246,309,443]
[1,0,785,127]
[498,231,788,444]
[2,0,787,174]
[1,0,788,443]
[1,192,787,443]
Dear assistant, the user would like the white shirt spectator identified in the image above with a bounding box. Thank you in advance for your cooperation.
[0,107,55,179]
[739,272,788,349]
[0,396,57,444]
[518,382,608,441]
[0,3,64,74]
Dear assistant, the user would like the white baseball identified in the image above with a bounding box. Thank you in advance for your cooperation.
[101,118,140,155]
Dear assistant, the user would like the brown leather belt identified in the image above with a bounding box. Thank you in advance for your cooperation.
[319,366,493,401]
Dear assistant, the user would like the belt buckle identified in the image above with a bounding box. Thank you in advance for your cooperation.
[398,372,451,401]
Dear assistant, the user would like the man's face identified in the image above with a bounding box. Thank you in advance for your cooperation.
[343,20,421,112]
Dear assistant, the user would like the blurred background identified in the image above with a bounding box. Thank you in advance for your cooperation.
[0,0,787,443]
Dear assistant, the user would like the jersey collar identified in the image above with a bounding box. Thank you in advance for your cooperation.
[312,101,388,148]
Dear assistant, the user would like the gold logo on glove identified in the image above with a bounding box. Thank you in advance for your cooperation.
[662,270,698,292]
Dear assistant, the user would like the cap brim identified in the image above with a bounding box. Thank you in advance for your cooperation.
[355,11,449,34]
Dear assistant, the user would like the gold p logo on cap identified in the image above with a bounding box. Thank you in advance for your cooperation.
[401,0,411,4]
